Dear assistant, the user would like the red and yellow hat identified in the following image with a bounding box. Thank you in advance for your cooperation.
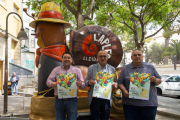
[29,2,71,28]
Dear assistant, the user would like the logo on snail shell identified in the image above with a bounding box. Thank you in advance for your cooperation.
[82,34,97,56]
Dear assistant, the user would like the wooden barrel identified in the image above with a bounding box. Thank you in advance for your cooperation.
[69,25,123,68]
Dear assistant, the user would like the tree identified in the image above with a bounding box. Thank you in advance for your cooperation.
[96,0,180,51]
[119,32,152,52]
[162,17,180,64]
[24,0,113,30]
[162,39,180,64]
[149,42,164,65]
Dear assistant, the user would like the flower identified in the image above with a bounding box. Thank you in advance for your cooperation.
[67,82,71,85]
[61,78,65,81]
[104,81,108,84]
[141,81,145,84]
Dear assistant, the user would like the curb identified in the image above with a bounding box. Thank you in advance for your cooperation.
[157,110,180,119]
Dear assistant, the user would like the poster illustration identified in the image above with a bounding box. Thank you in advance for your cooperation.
[57,73,77,99]
[93,71,115,100]
[129,72,151,100]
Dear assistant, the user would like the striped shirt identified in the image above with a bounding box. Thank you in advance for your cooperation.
[118,62,161,106]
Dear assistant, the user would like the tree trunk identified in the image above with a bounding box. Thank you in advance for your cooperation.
[76,13,85,30]
[163,37,170,64]
[163,56,169,65]
[136,43,144,52]
[133,21,144,52]
[177,60,180,64]
[165,37,170,47]
[163,25,171,64]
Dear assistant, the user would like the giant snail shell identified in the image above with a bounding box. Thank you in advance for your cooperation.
[69,25,123,68]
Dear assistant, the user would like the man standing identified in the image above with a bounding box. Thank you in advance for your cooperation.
[118,49,162,120]
[10,72,19,96]
[85,50,118,120]
[46,51,85,120]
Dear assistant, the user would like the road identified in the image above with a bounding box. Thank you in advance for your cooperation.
[156,95,180,120]
[0,95,180,120]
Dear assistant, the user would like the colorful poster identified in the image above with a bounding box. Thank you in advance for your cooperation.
[57,73,77,99]
[129,72,151,100]
[93,71,115,100]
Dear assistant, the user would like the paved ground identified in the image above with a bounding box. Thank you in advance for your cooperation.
[0,95,180,120]
[0,95,31,116]
[156,95,180,120]
[156,115,179,120]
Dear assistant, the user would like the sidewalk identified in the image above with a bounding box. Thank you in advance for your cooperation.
[157,96,180,119]
[0,95,180,119]
[0,95,31,117]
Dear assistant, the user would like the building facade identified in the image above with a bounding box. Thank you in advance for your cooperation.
[21,0,38,75]
[0,0,23,94]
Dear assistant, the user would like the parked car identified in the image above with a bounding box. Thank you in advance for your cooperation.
[2,81,12,95]
[156,74,180,97]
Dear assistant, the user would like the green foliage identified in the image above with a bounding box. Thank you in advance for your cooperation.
[120,32,136,51]
[120,32,152,52]
[163,30,174,38]
[162,39,180,63]
[148,42,164,64]
[24,0,112,31]
[96,0,180,50]
[24,0,180,51]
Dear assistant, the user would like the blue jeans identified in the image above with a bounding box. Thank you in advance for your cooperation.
[54,97,77,120]
[90,97,111,120]
[11,82,18,95]
[123,104,157,120]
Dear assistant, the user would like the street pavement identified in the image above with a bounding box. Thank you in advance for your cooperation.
[0,95,180,119]
[156,95,180,120]
[0,95,31,116]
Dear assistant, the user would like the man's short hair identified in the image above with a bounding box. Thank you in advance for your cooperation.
[131,49,142,56]
[62,51,73,58]
[97,50,108,57]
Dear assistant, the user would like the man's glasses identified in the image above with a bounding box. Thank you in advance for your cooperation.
[98,56,107,58]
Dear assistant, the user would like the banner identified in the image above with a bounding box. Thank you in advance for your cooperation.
[93,71,115,100]
[129,72,151,100]
[57,73,77,99]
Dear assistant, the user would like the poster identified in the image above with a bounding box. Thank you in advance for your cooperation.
[93,71,115,100]
[57,73,77,99]
[129,72,151,100]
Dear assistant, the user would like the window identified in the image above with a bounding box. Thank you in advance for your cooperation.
[11,40,17,63]
[25,28,29,46]
[168,76,180,82]
[13,3,19,18]
[31,30,35,48]
[161,75,170,81]
[177,76,180,82]
[0,0,4,6]
[13,5,18,13]
[11,40,17,49]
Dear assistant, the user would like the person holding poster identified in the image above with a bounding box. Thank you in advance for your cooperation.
[85,50,118,120]
[118,49,162,120]
[46,51,85,120]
